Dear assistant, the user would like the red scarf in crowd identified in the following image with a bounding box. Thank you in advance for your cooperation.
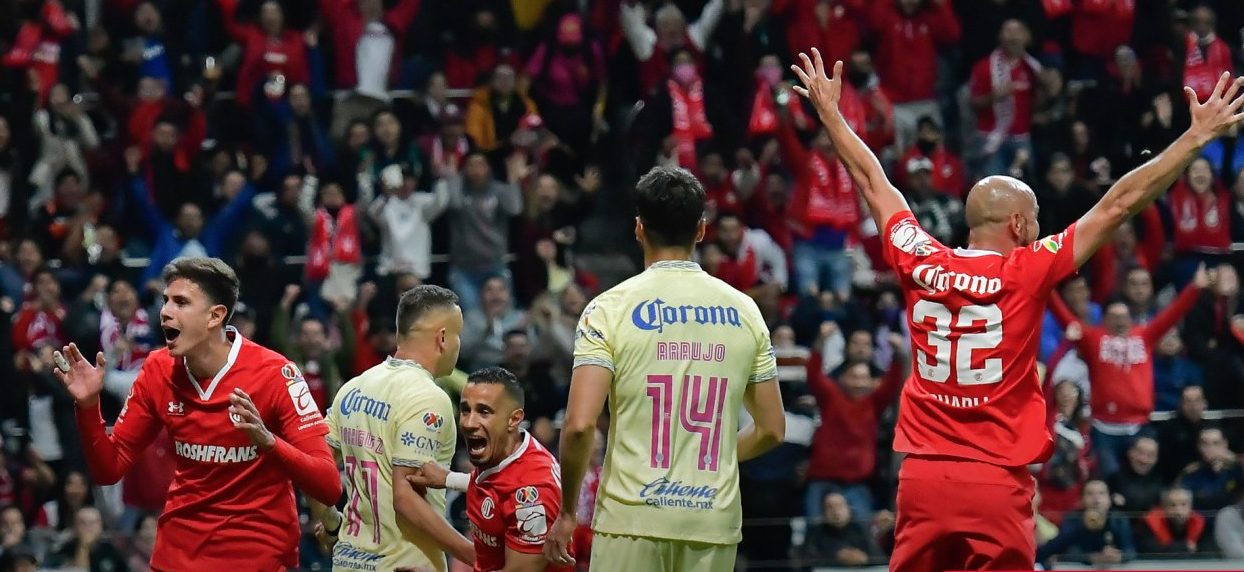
[748,82,811,137]
[1169,180,1231,253]
[803,152,858,229]
[306,205,362,281]
[669,78,713,168]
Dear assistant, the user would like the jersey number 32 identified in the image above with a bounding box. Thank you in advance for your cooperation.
[912,301,1003,386]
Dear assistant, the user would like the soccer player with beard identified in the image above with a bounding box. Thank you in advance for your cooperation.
[312,285,475,572]
[57,257,342,570]
[407,367,571,572]
[789,48,1244,570]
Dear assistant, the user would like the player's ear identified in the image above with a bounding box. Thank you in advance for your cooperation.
[509,407,524,431]
[209,304,227,329]
[634,216,643,243]
[694,218,707,244]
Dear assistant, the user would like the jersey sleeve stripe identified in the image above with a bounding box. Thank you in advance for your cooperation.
[572,356,615,372]
[749,366,778,383]
[325,435,340,448]
[392,458,425,468]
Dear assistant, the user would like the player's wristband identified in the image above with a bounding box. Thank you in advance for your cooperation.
[324,510,343,536]
[445,471,470,492]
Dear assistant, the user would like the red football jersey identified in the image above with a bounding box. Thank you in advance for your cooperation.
[883,211,1078,466]
[100,329,328,570]
[466,432,572,572]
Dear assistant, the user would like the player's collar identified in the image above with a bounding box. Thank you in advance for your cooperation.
[952,247,1004,257]
[474,430,531,483]
[385,355,430,374]
[648,260,700,271]
[183,326,244,401]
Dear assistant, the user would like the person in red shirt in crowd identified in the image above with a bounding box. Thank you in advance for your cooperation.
[844,51,896,152]
[57,257,341,570]
[1085,205,1164,305]
[408,367,572,571]
[618,0,723,97]
[216,0,309,107]
[773,0,865,78]
[698,151,743,239]
[866,0,960,153]
[1067,0,1135,80]
[746,55,814,142]
[1,0,78,105]
[1169,157,1233,284]
[804,322,907,524]
[898,117,967,198]
[317,0,421,91]
[444,6,521,90]
[1184,5,1234,103]
[706,213,789,325]
[969,19,1040,178]
[791,44,1244,570]
[1050,264,1210,479]
[12,267,66,368]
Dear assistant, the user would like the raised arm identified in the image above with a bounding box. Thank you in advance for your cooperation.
[791,49,909,229]
[1073,72,1244,267]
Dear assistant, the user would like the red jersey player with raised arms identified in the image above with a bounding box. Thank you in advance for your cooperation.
[55,257,343,571]
[408,367,571,571]
[791,48,1244,570]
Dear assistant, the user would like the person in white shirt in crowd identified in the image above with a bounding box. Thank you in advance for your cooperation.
[368,162,450,281]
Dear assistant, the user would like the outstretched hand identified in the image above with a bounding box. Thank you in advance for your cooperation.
[789,48,842,120]
[1186,71,1244,141]
[54,343,106,407]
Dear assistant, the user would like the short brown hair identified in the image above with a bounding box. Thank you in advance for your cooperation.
[396,285,459,335]
[161,257,240,322]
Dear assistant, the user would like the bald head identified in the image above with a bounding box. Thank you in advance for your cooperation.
[964,176,1040,248]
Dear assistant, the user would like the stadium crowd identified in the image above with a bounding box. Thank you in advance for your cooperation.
[1,0,1244,569]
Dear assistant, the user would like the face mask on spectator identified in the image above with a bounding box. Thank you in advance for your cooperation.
[672,63,697,85]
[756,65,781,86]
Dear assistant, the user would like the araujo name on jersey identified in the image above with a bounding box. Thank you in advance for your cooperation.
[632,299,742,333]
[339,388,392,421]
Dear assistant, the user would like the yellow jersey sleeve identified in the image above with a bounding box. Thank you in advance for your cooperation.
[573,298,615,372]
[390,390,456,469]
[324,394,341,449]
[749,305,778,383]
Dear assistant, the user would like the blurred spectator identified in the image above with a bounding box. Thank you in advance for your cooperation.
[368,163,448,281]
[271,285,355,413]
[12,267,65,360]
[843,51,895,152]
[251,173,310,259]
[641,49,726,169]
[804,324,906,524]
[1106,436,1163,518]
[0,116,28,237]
[896,117,965,198]
[1049,266,1207,478]
[1036,153,1096,242]
[1176,427,1244,512]
[358,109,424,199]
[706,213,787,325]
[0,505,36,560]
[465,64,538,154]
[1,0,78,105]
[1038,379,1091,526]
[28,168,86,261]
[527,283,585,387]
[968,19,1038,178]
[901,156,964,246]
[1038,480,1137,568]
[1152,330,1202,412]
[524,13,608,152]
[1138,487,1212,558]
[460,275,528,372]
[867,0,959,153]
[1086,207,1164,306]
[1157,385,1211,484]
[798,491,881,567]
[254,84,334,179]
[38,470,90,531]
[1183,263,1244,409]
[774,0,863,75]
[1183,5,1233,103]
[120,2,177,89]
[445,152,524,314]
[441,6,519,90]
[1169,158,1232,282]
[498,329,559,425]
[319,0,421,124]
[44,507,126,571]
[125,514,157,572]
[619,0,724,96]
[217,0,309,107]
[126,159,255,284]
[303,179,362,308]
[1216,490,1244,558]
[515,170,598,305]
[28,85,98,206]
[98,279,155,399]
[419,104,472,184]
[1067,0,1134,80]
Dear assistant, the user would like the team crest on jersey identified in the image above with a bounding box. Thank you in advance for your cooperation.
[481,497,495,520]
[890,219,934,255]
[422,412,444,430]
[229,410,242,424]
[1033,232,1065,254]
[515,486,540,506]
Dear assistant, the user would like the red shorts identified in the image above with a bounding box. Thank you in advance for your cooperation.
[890,455,1036,572]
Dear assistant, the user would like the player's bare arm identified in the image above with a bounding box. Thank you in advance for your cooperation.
[392,464,476,565]
[790,48,910,228]
[738,378,785,461]
[545,364,611,567]
[1075,71,1244,267]
[499,548,549,572]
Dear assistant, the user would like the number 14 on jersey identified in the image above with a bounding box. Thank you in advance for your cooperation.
[645,374,728,472]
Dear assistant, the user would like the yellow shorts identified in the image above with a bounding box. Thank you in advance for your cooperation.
[589,533,736,572]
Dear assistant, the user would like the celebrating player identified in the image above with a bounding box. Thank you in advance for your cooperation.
[312,285,475,571]
[542,166,787,570]
[790,48,1244,570]
[58,257,342,570]
[406,367,572,572]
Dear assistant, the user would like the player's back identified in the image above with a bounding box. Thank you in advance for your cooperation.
[326,357,457,572]
[882,213,1078,467]
[573,260,777,545]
